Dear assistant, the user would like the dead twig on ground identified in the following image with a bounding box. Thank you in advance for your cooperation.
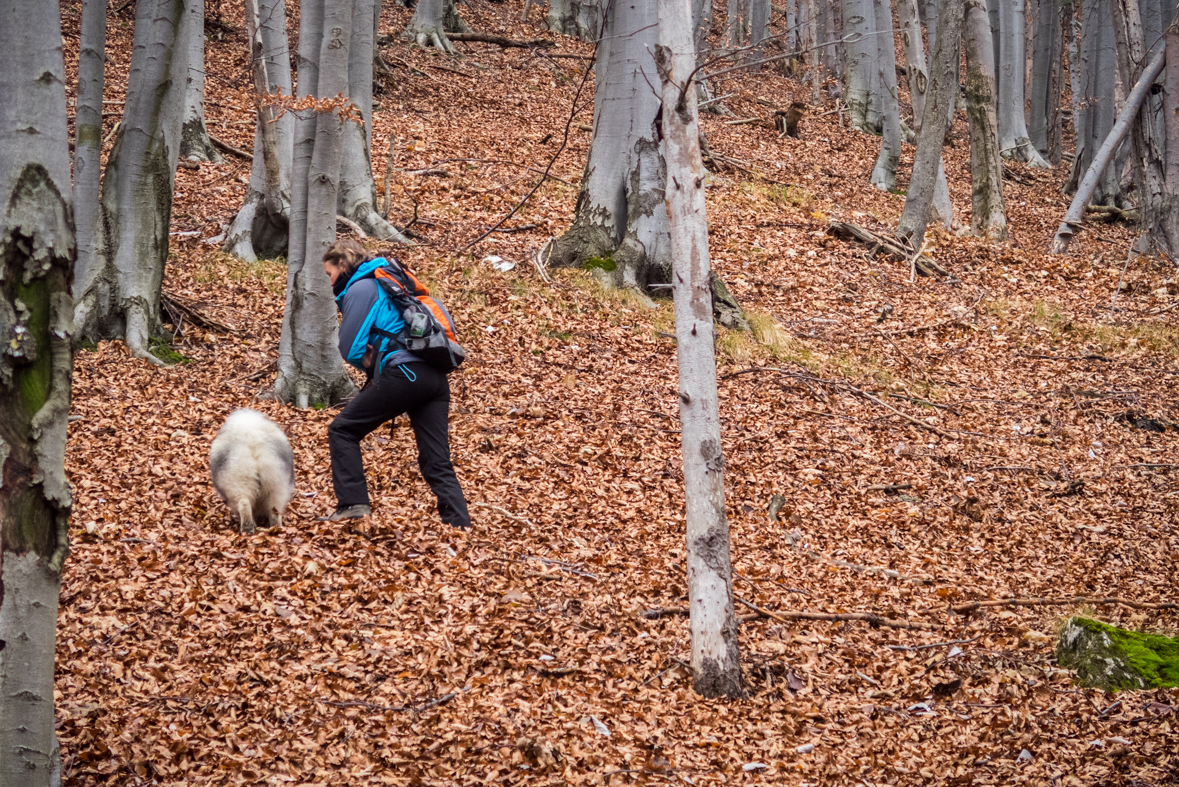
[210,134,253,160]
[449,32,554,49]
[951,596,1177,615]
[472,502,534,527]
[886,636,981,652]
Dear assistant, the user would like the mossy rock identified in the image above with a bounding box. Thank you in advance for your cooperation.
[1056,617,1179,692]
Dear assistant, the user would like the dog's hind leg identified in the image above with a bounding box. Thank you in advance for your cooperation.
[237,499,257,534]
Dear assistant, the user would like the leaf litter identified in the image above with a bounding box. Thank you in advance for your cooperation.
[57,1,1178,785]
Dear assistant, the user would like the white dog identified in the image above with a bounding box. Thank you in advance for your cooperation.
[209,409,295,533]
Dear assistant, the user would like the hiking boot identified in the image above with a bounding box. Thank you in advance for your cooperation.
[317,504,372,522]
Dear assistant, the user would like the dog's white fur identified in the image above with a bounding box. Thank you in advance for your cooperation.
[209,409,295,533]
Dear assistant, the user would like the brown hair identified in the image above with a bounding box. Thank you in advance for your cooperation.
[323,239,370,277]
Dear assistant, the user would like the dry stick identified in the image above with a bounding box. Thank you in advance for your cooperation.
[458,21,602,251]
[448,32,554,49]
[210,133,253,160]
[336,214,368,238]
[907,237,928,284]
[472,501,534,527]
[886,636,981,652]
[381,133,396,218]
[951,596,1178,615]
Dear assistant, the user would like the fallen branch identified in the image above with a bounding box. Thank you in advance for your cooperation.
[336,214,368,238]
[448,32,554,49]
[951,596,1178,615]
[827,220,948,277]
[724,116,763,126]
[490,223,539,233]
[642,602,934,631]
[160,292,236,333]
[886,636,981,652]
[209,134,253,160]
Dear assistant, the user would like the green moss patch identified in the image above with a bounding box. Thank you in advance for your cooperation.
[582,255,616,273]
[1056,617,1179,691]
[148,337,192,366]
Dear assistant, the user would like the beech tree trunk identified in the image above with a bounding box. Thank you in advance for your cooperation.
[655,0,743,700]
[896,0,963,244]
[402,0,466,52]
[224,0,294,262]
[693,0,714,57]
[72,0,193,362]
[1110,0,1175,256]
[963,0,1008,239]
[727,0,748,47]
[271,0,357,407]
[1165,0,1179,255]
[74,0,106,300]
[548,0,581,37]
[340,0,411,244]
[0,4,74,784]
[842,0,882,133]
[995,0,1050,165]
[897,0,953,226]
[1028,0,1062,160]
[869,0,903,190]
[1065,0,1119,203]
[750,0,769,51]
[1052,48,1166,252]
[180,0,222,162]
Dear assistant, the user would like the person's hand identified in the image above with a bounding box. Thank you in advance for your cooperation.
[362,345,375,369]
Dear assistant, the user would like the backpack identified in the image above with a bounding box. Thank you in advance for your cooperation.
[368,258,466,374]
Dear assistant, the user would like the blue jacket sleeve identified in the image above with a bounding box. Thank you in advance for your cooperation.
[337,279,380,370]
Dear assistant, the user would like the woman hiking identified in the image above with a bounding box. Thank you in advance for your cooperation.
[318,239,471,531]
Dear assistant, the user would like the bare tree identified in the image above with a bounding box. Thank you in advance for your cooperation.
[0,4,74,784]
[1165,3,1179,256]
[1064,0,1119,203]
[749,0,770,51]
[402,0,467,52]
[897,0,953,226]
[842,0,882,133]
[1110,0,1175,256]
[869,0,903,190]
[728,0,749,47]
[1051,49,1165,252]
[655,0,743,700]
[72,0,194,362]
[74,0,107,299]
[963,0,1007,239]
[897,0,963,244]
[340,0,411,243]
[1027,0,1062,161]
[180,0,223,162]
[271,0,357,407]
[224,0,294,262]
[994,0,1049,165]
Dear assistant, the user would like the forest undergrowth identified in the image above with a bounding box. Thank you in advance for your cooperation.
[56,1,1179,785]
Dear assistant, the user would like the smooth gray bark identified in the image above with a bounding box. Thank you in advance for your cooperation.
[1165,6,1179,256]
[1052,48,1165,252]
[72,0,193,362]
[1028,0,1062,159]
[785,0,796,51]
[74,0,107,301]
[656,0,743,700]
[225,0,294,262]
[964,0,1008,239]
[727,0,749,47]
[750,0,770,50]
[547,0,580,36]
[272,0,356,407]
[996,0,1050,165]
[897,0,953,225]
[869,0,903,190]
[1065,0,1119,203]
[340,0,410,244]
[0,4,74,785]
[180,0,222,162]
[1111,0,1174,255]
[897,0,963,243]
[550,0,669,286]
[402,0,465,51]
[842,0,880,132]
[693,0,714,57]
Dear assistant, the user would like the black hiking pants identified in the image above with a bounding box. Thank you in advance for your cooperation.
[328,361,471,529]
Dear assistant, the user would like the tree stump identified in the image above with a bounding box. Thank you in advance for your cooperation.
[1056,617,1179,691]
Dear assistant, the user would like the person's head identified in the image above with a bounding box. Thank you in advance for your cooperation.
[323,239,370,287]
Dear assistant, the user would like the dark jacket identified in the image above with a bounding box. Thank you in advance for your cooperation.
[335,258,419,374]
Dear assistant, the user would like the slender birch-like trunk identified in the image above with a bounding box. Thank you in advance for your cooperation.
[750,0,770,51]
[180,0,222,162]
[656,0,743,700]
[963,0,1008,239]
[224,0,294,262]
[72,0,193,362]
[271,0,356,407]
[74,0,107,303]
[693,0,714,58]
[0,5,74,784]
[842,0,879,132]
[869,0,903,190]
[1028,0,1061,158]
[727,0,748,47]
[896,0,963,243]
[1165,4,1179,257]
[1064,0,1119,202]
[1052,48,1166,252]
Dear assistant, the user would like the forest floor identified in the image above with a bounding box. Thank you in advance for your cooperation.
[56,2,1179,785]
